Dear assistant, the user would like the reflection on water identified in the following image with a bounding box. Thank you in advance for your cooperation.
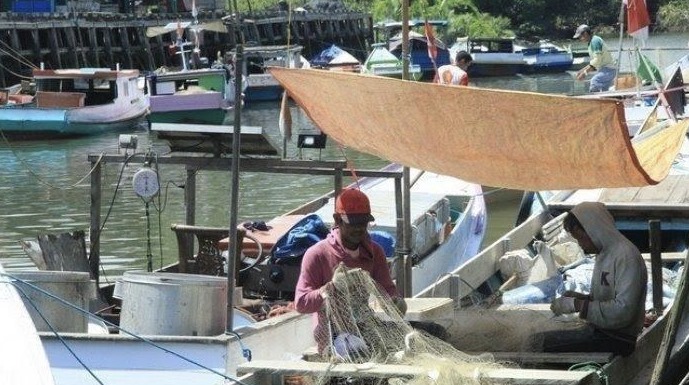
[1,33,687,278]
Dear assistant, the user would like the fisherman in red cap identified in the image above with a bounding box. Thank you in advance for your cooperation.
[294,188,406,354]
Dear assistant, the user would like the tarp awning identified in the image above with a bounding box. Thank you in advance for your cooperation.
[269,68,688,190]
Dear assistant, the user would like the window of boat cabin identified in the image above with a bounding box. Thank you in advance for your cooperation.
[37,77,117,105]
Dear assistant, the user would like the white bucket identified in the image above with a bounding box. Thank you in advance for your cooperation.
[119,271,228,336]
[12,271,95,333]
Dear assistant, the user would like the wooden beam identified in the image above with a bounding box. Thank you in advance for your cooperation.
[237,359,594,384]
[468,352,613,365]
[641,252,687,263]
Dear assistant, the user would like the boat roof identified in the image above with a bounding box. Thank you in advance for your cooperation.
[374,19,448,30]
[238,45,304,54]
[32,68,140,80]
[269,67,689,191]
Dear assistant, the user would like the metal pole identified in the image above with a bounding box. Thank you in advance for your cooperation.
[226,44,243,333]
[400,0,412,298]
[401,0,409,82]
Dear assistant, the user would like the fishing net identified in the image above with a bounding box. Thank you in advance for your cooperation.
[311,264,509,385]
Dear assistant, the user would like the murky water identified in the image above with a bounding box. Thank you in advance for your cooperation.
[1,33,687,280]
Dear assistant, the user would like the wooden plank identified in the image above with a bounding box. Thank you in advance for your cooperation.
[236,359,594,384]
[599,186,641,203]
[151,122,264,134]
[472,351,613,365]
[634,175,681,203]
[641,252,687,263]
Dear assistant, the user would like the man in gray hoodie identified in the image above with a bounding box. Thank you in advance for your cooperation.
[547,201,647,356]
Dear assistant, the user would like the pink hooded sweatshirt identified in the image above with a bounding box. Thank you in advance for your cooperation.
[294,227,398,349]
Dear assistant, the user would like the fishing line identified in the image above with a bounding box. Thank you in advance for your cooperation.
[0,129,107,190]
[3,273,252,385]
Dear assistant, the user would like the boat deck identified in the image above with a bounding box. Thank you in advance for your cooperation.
[548,174,689,218]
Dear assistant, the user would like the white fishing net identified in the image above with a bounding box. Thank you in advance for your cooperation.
[311,264,509,385]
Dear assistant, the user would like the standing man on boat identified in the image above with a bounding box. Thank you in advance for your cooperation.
[435,50,473,86]
[294,188,406,354]
[574,24,617,92]
[547,202,647,356]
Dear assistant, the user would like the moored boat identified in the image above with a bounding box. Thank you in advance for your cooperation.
[0,67,148,139]
[145,21,240,125]
[376,19,451,81]
[310,44,361,72]
[361,42,422,80]
[451,36,524,77]
[145,66,238,125]
[237,44,309,103]
[517,40,575,73]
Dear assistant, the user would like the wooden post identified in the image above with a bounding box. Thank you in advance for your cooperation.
[31,29,42,64]
[89,159,102,285]
[65,26,80,68]
[183,167,197,259]
[103,27,115,67]
[88,27,100,67]
[649,220,663,312]
[48,26,62,69]
[138,25,155,70]
[650,251,689,385]
[119,27,134,69]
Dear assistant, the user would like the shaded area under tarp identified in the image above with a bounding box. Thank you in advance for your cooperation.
[269,67,688,190]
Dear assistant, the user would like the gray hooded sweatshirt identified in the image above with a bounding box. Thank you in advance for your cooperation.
[571,202,647,338]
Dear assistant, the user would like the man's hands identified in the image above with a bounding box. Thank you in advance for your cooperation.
[550,296,576,316]
[576,65,592,81]
[551,291,588,316]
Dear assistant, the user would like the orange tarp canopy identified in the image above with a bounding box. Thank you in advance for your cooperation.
[270,68,687,190]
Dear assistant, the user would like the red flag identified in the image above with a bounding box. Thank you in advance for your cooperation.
[625,0,650,40]
[424,20,438,63]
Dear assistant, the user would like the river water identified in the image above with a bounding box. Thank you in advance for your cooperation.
[1,33,687,281]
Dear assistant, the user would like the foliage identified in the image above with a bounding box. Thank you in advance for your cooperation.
[656,0,689,32]
[235,0,689,39]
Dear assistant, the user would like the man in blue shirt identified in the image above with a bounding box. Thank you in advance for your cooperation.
[574,24,617,92]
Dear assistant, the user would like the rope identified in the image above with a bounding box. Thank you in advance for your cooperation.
[0,129,107,190]
[3,272,252,385]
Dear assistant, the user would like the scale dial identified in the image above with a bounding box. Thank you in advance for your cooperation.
[132,167,160,200]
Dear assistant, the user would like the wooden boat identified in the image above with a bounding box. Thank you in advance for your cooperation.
[451,37,524,77]
[361,43,422,80]
[25,156,486,384]
[0,67,148,138]
[376,19,452,81]
[145,21,240,125]
[517,40,575,74]
[235,167,689,385]
[145,66,238,125]
[236,44,309,102]
[310,44,361,72]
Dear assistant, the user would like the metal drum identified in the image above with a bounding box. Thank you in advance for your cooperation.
[119,271,228,336]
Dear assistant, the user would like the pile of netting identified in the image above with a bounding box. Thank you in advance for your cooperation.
[312,264,510,385]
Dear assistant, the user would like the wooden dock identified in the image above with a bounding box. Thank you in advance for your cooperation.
[0,10,373,87]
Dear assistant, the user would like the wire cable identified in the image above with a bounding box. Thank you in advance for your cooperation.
[9,278,104,385]
[3,272,252,385]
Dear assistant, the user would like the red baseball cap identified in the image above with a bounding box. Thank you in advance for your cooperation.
[335,188,375,225]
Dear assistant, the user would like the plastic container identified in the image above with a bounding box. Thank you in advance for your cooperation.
[119,271,228,336]
[12,271,95,333]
